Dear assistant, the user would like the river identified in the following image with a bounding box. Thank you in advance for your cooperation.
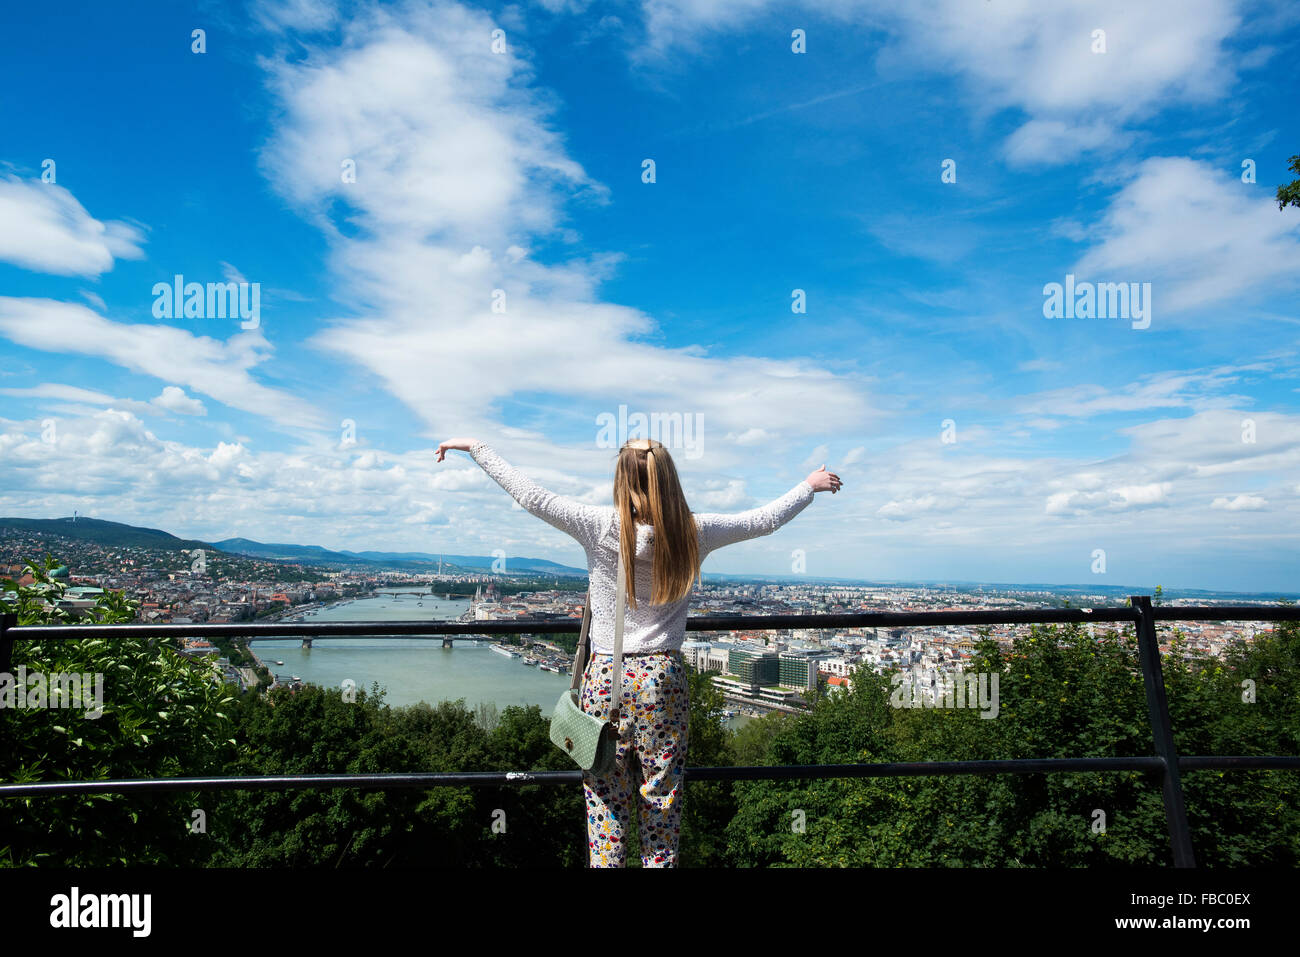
[249,591,568,713]
[248,590,751,730]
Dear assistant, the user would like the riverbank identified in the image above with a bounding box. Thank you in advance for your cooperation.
[234,592,758,732]
[259,594,366,625]
[242,595,381,688]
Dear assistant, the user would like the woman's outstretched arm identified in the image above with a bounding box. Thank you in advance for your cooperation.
[695,464,842,555]
[437,437,608,549]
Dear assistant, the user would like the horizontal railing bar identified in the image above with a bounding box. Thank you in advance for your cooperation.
[1150,606,1298,622]
[1177,756,1300,770]
[21,755,1300,797]
[0,771,586,796]
[688,757,1169,780]
[7,603,1296,642]
[10,621,583,639]
[6,756,1295,799]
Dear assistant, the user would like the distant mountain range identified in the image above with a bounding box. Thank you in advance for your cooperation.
[3,516,1296,601]
[0,516,213,551]
[0,517,588,577]
[210,537,587,576]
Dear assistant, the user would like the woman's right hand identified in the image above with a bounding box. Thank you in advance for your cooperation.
[805,464,843,494]
[436,438,479,462]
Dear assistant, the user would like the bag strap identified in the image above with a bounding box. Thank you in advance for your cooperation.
[567,537,629,720]
[568,590,592,692]
[609,545,626,722]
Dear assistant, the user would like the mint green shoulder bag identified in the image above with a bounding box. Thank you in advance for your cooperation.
[549,549,626,775]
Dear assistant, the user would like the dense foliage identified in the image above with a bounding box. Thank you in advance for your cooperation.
[725,615,1298,867]
[1277,154,1300,211]
[2,558,1296,867]
[1,557,236,865]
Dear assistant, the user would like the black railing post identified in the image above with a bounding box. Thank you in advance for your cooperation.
[0,612,15,676]
[1131,594,1196,867]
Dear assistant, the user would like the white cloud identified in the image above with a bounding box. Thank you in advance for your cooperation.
[252,0,872,457]
[1,382,206,419]
[1117,408,1300,477]
[81,290,107,312]
[1044,481,1172,515]
[1036,407,1300,518]
[1212,493,1267,510]
[1073,157,1300,315]
[2,394,1295,575]
[152,386,207,416]
[0,409,613,553]
[1003,118,1131,167]
[800,444,830,471]
[252,0,340,32]
[0,175,146,276]
[257,4,605,245]
[635,0,1247,165]
[0,383,116,405]
[1113,482,1173,507]
[878,493,940,521]
[1018,358,1065,373]
[1016,365,1258,418]
[0,298,326,429]
[209,441,249,471]
[729,428,773,446]
[1023,418,1064,431]
[691,479,750,510]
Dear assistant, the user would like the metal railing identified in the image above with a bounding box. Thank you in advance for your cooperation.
[3,596,1298,867]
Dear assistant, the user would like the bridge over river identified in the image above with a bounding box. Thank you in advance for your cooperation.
[370,590,472,599]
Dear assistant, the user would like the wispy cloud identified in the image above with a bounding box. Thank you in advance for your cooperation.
[254,0,874,460]
[0,175,146,276]
[636,0,1250,166]
[1073,156,1300,314]
[0,298,325,429]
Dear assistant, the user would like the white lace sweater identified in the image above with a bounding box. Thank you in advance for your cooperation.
[468,442,815,655]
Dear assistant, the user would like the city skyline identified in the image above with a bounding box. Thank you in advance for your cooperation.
[5,514,1295,601]
[1,0,1298,593]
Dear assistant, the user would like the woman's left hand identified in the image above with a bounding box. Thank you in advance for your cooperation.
[436,438,480,462]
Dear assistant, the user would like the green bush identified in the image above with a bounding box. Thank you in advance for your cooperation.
[0,556,236,866]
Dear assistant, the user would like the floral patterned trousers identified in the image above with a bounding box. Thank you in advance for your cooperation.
[579,650,690,867]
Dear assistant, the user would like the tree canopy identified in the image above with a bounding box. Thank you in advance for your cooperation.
[3,556,1296,867]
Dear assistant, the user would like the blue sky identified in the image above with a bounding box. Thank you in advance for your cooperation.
[1,0,1298,593]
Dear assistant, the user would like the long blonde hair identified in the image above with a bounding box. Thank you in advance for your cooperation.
[613,438,700,609]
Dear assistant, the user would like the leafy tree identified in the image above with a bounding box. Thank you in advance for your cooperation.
[482,702,585,867]
[724,615,1299,867]
[731,710,789,767]
[1277,154,1300,211]
[1161,604,1300,864]
[725,662,900,866]
[12,554,1289,869]
[0,556,236,866]
[677,668,736,866]
[207,685,586,867]
[475,700,500,733]
[550,629,581,655]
